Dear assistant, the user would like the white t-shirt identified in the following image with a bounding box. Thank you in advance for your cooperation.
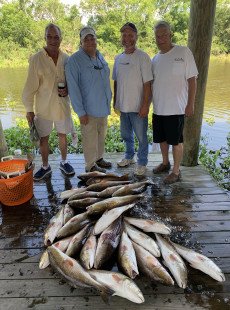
[152,45,198,115]
[112,48,153,112]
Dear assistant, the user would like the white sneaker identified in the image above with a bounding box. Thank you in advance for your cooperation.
[117,158,136,167]
[134,165,147,176]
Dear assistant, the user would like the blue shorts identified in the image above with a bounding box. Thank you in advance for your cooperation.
[152,114,184,145]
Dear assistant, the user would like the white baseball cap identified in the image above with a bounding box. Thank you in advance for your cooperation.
[80,26,96,41]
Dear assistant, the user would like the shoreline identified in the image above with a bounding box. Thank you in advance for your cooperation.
[0,53,229,69]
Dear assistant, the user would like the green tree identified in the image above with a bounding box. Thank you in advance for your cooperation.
[212,0,230,54]
[0,2,32,47]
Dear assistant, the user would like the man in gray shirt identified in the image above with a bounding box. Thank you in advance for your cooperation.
[66,26,112,173]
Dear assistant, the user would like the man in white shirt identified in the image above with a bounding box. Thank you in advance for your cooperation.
[113,22,153,176]
[22,23,75,181]
[152,21,198,184]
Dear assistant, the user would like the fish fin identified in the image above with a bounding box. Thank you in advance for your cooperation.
[99,286,115,304]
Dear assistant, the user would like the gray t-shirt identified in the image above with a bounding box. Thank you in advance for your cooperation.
[113,48,153,113]
[152,45,198,115]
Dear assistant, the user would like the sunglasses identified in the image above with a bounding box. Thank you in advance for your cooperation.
[93,65,103,70]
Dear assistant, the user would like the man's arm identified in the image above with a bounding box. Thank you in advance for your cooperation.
[22,57,39,124]
[139,81,152,118]
[185,76,197,117]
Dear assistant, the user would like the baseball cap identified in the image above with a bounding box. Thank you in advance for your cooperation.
[80,26,96,41]
[120,22,137,33]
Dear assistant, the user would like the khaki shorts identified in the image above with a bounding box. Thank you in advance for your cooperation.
[34,116,74,137]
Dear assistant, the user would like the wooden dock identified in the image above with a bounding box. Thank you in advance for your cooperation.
[0,153,230,310]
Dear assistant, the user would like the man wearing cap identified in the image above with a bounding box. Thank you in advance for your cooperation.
[113,22,153,176]
[66,26,112,173]
[152,21,198,184]
[22,23,75,181]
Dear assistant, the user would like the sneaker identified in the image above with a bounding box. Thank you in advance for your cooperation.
[164,171,181,184]
[117,158,136,167]
[134,165,146,176]
[96,158,112,168]
[89,163,106,173]
[34,165,52,181]
[60,162,75,176]
[153,162,171,174]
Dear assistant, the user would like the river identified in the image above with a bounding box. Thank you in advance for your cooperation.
[0,57,229,150]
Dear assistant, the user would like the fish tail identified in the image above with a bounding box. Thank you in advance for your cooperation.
[99,286,115,304]
[130,270,139,279]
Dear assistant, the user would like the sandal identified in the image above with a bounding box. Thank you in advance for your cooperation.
[153,162,171,174]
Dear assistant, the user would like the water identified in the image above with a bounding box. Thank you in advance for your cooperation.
[0,57,229,150]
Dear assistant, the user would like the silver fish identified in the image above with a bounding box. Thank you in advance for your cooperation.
[124,216,171,235]
[87,194,142,216]
[44,207,64,246]
[118,231,139,279]
[68,197,102,209]
[56,211,90,238]
[80,234,97,269]
[39,250,50,269]
[94,218,122,269]
[112,180,152,197]
[66,224,91,257]
[125,222,160,257]
[60,187,86,201]
[48,246,114,302]
[67,191,99,202]
[97,185,124,198]
[77,171,107,181]
[63,204,75,224]
[86,180,131,192]
[89,269,144,304]
[155,234,187,288]
[86,173,130,186]
[39,235,74,269]
[132,241,174,285]
[93,203,135,235]
[171,241,225,282]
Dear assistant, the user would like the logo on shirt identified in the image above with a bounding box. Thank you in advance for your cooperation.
[174,58,184,62]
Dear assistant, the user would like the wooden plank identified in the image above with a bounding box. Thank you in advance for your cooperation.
[2,293,229,310]
[0,249,42,264]
[0,274,229,298]
[155,202,230,212]
[174,220,230,233]
[1,256,229,280]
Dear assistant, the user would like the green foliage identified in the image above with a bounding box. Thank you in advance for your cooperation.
[4,123,34,155]
[212,0,230,54]
[199,133,230,191]
[0,0,229,67]
[3,110,153,155]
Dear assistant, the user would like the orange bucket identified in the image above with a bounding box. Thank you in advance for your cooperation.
[0,157,34,206]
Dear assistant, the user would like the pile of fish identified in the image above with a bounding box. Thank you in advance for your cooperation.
[39,171,225,304]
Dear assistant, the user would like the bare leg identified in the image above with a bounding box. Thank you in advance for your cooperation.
[160,141,170,165]
[58,133,67,161]
[40,136,50,167]
[172,143,183,175]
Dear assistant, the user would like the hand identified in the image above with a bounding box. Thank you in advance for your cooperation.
[138,104,149,118]
[26,112,35,124]
[185,104,194,117]
[80,115,89,125]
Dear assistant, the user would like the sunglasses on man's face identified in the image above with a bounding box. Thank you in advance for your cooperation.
[93,65,103,70]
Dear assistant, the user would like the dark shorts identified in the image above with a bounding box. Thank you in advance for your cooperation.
[152,114,184,145]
